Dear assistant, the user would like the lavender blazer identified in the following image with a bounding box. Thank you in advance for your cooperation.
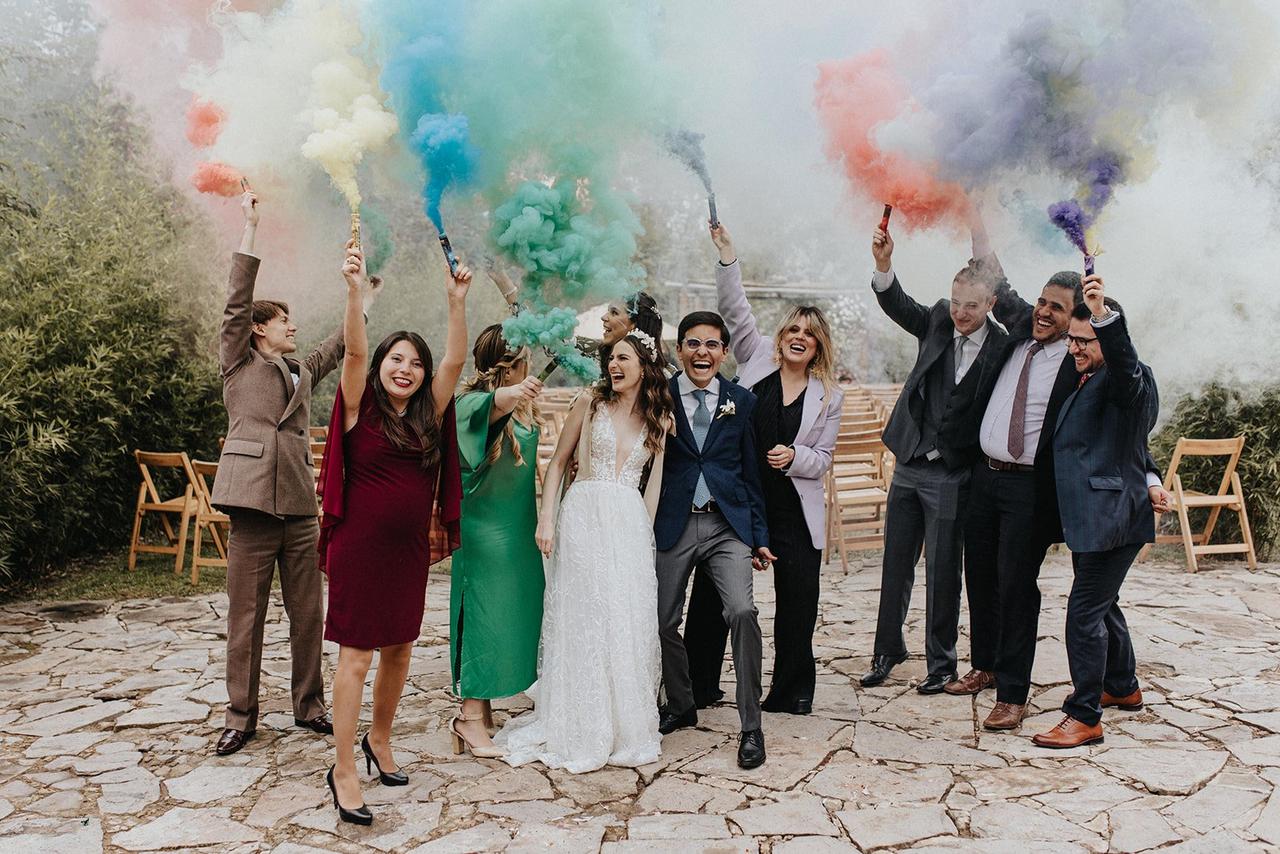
[716,260,843,551]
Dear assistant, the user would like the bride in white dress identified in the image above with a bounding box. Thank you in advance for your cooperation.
[495,332,674,773]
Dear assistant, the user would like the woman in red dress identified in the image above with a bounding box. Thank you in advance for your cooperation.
[317,241,471,825]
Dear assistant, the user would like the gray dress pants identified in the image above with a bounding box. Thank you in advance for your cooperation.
[656,510,763,732]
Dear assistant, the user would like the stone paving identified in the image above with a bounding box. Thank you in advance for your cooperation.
[1,553,1279,852]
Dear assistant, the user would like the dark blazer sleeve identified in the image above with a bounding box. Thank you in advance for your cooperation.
[221,253,259,377]
[874,276,932,341]
[992,278,1034,337]
[1095,315,1151,412]
[304,325,346,390]
[737,392,770,550]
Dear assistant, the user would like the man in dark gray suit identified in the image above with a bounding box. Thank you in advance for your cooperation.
[861,227,1009,693]
[1032,276,1158,749]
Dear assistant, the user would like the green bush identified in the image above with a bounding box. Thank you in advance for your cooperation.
[0,89,223,579]
[1151,382,1280,562]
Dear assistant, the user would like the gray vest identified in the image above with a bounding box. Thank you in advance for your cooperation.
[913,337,956,459]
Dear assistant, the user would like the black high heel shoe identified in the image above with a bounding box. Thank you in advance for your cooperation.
[362,734,409,786]
[326,765,372,825]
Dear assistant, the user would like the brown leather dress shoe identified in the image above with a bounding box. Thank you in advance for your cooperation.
[944,669,995,696]
[1032,715,1103,748]
[295,713,334,735]
[1101,688,1144,711]
[982,701,1026,730]
[215,728,255,756]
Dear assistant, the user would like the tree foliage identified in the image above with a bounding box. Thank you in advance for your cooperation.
[0,83,223,578]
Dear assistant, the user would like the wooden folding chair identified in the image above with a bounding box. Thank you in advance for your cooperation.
[1142,436,1257,573]
[189,460,230,584]
[128,451,198,574]
[825,436,892,573]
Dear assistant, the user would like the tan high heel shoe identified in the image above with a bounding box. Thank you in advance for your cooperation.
[450,713,504,759]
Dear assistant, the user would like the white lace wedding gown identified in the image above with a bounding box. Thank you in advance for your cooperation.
[495,407,662,773]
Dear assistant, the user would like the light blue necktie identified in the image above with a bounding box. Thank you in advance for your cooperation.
[692,388,712,508]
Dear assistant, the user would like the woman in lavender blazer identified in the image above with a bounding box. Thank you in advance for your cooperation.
[684,222,844,716]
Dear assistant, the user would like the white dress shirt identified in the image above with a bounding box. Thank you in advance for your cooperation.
[980,337,1069,465]
[677,372,720,426]
[872,267,988,383]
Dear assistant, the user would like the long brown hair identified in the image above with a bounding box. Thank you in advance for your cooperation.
[368,331,440,470]
[592,335,673,456]
[460,324,542,467]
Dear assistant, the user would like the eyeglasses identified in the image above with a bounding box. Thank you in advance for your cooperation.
[681,338,724,352]
[1066,334,1099,348]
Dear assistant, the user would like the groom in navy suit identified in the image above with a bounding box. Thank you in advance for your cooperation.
[655,310,773,769]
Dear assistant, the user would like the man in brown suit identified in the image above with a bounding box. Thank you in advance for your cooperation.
[212,191,375,755]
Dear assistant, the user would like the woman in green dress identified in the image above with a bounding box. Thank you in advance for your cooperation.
[450,324,545,756]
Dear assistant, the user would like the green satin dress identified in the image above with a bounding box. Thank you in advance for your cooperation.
[450,391,544,698]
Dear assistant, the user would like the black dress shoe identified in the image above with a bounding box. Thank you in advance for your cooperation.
[658,705,697,735]
[737,729,766,769]
[214,728,255,756]
[327,766,372,826]
[362,734,408,786]
[761,696,813,715]
[693,689,725,709]
[860,652,909,687]
[916,673,957,695]
[295,713,334,735]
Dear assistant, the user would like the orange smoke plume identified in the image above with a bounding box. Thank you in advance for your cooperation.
[191,161,244,197]
[186,97,227,148]
[814,50,970,231]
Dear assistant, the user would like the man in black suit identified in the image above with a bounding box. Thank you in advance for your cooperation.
[1033,277,1159,748]
[861,226,1009,693]
[944,266,1081,725]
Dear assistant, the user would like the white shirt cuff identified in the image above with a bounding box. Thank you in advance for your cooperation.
[1145,471,1162,489]
[871,269,894,293]
[1091,310,1121,327]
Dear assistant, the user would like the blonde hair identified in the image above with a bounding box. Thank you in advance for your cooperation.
[460,324,542,468]
[773,306,837,397]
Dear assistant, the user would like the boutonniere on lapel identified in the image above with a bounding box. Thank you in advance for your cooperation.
[716,400,736,420]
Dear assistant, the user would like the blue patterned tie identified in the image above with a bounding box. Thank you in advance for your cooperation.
[692,389,712,508]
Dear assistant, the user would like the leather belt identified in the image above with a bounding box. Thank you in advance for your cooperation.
[987,455,1034,473]
[691,501,719,514]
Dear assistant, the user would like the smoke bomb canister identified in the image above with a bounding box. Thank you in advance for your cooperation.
[350,211,361,248]
[879,203,893,232]
[438,232,460,274]
[1084,254,1095,277]
[708,193,719,227]
[536,358,560,382]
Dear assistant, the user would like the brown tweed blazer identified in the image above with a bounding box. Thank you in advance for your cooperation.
[210,252,344,517]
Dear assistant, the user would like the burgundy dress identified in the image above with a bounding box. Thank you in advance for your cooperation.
[318,385,461,650]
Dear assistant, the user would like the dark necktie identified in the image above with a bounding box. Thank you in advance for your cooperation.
[692,389,712,508]
[1077,372,1092,391]
[1006,341,1043,460]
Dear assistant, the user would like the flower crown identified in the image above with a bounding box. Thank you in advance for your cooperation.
[626,329,659,361]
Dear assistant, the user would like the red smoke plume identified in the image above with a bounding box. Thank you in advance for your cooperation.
[814,50,971,231]
[191,162,244,197]
[185,98,227,148]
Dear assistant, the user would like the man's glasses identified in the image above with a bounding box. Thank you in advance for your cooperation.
[681,338,724,352]
[1066,334,1098,348]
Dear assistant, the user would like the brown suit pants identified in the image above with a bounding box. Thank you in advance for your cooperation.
[224,509,326,730]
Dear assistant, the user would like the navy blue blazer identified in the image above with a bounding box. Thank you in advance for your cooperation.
[655,376,770,552]
[1052,314,1159,553]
